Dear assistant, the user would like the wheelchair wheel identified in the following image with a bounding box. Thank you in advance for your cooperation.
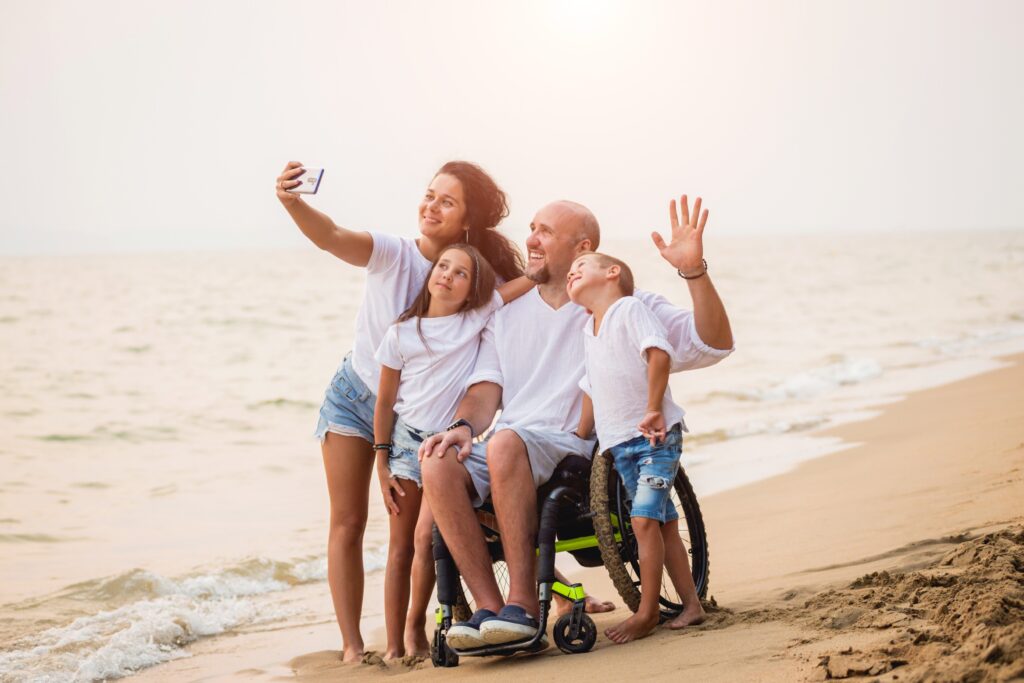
[430,627,460,668]
[590,450,710,617]
[553,613,597,654]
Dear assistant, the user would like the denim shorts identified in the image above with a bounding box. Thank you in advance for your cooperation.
[314,353,376,444]
[389,419,434,488]
[608,423,683,523]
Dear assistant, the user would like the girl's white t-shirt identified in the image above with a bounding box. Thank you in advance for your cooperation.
[350,232,433,391]
[374,292,504,432]
[580,296,686,450]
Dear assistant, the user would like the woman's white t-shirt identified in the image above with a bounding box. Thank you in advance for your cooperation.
[374,292,504,432]
[349,232,433,391]
[580,296,686,450]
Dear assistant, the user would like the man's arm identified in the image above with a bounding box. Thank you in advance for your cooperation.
[419,381,502,462]
[651,195,733,351]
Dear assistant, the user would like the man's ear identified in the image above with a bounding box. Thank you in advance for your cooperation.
[575,239,593,254]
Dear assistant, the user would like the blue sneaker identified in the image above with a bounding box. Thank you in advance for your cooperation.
[479,604,541,645]
[446,608,496,650]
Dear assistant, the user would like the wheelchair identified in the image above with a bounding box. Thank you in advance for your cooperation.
[430,447,710,667]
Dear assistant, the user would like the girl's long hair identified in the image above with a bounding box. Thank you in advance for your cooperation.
[436,161,525,282]
[397,244,497,350]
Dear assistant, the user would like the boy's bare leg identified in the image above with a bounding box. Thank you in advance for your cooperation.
[403,502,436,657]
[382,480,423,659]
[605,517,663,644]
[662,518,706,628]
[552,567,615,616]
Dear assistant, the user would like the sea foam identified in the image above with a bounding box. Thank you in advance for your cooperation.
[0,550,384,682]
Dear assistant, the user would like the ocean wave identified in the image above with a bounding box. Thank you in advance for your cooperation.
[247,397,319,411]
[0,550,386,682]
[0,591,264,682]
[915,323,1024,355]
[709,357,883,403]
[685,415,828,450]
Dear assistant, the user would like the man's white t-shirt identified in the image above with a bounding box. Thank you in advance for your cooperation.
[580,296,686,449]
[350,232,433,391]
[375,292,503,432]
[467,288,733,436]
[469,288,589,434]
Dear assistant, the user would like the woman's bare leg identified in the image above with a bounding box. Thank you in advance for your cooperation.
[404,501,436,657]
[382,479,422,659]
[322,433,374,662]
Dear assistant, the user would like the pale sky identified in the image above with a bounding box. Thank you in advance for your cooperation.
[1,0,1022,255]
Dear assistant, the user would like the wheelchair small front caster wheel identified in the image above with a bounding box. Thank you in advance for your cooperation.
[553,613,597,654]
[430,629,460,667]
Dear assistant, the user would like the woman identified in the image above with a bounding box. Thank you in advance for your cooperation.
[275,160,524,662]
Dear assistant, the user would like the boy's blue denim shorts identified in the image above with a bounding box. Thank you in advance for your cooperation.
[314,353,376,444]
[608,423,684,524]
[389,419,434,488]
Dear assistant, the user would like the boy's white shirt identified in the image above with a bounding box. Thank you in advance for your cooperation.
[579,296,687,450]
[375,291,504,432]
[466,288,732,438]
[351,232,433,391]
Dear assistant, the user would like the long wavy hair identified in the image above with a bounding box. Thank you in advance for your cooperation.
[436,161,525,283]
[397,244,497,350]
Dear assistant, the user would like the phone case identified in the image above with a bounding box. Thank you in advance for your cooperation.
[289,168,323,194]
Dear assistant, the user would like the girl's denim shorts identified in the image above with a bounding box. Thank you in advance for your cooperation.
[389,419,434,488]
[314,353,376,444]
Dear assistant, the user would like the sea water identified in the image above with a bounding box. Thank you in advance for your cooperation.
[1,230,1022,680]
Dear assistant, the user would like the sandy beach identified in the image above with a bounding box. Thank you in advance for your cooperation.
[261,354,1024,682]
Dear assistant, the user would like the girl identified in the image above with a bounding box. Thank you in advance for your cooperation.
[372,244,533,659]
[275,160,523,662]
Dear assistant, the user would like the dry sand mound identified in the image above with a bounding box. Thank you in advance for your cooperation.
[779,526,1024,681]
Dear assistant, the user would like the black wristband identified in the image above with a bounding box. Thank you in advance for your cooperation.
[677,258,708,280]
[446,418,475,437]
[373,443,392,453]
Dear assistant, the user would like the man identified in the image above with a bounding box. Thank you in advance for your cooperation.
[419,196,733,648]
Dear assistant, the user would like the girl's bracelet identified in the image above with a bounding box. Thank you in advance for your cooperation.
[373,443,393,454]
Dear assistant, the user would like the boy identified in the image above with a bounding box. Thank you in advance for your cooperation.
[566,251,706,644]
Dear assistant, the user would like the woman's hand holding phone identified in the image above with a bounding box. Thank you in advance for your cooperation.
[275,161,307,205]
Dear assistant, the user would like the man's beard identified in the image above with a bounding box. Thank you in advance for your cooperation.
[527,265,550,284]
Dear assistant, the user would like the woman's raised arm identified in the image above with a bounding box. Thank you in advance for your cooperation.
[276,161,374,267]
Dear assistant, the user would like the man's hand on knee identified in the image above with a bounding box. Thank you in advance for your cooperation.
[418,425,472,463]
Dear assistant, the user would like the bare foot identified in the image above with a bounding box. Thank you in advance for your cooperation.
[584,595,616,613]
[403,626,431,658]
[604,611,659,644]
[341,645,365,663]
[383,648,404,660]
[666,602,706,629]
[555,594,616,617]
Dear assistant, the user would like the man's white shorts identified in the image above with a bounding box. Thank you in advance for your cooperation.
[460,427,597,507]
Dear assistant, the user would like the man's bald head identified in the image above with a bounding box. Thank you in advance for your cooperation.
[545,200,601,252]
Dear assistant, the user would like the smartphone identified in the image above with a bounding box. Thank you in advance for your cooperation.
[287,167,324,194]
